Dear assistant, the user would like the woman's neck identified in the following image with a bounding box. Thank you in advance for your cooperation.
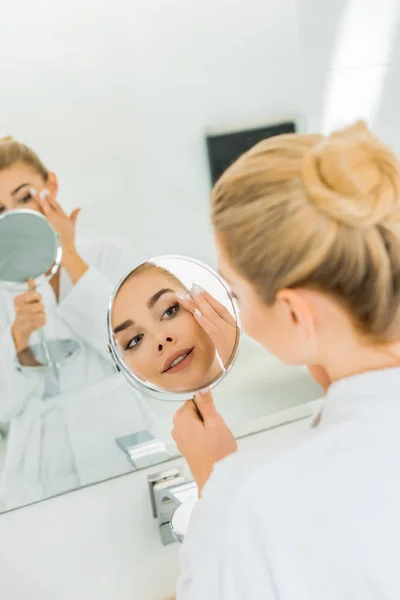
[50,269,60,302]
[322,339,400,384]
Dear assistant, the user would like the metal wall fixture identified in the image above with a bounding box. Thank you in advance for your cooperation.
[148,468,198,545]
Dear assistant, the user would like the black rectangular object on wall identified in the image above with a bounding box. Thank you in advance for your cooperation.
[206,120,296,185]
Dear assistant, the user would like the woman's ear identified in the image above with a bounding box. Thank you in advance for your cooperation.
[276,288,316,339]
[46,172,58,200]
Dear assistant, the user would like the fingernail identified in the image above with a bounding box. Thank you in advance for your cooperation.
[192,283,203,296]
[194,309,202,318]
[30,187,37,196]
[39,189,49,200]
[199,387,209,395]
[176,292,190,301]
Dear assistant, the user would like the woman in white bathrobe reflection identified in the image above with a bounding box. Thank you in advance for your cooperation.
[0,137,154,510]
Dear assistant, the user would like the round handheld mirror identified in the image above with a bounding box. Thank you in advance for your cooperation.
[107,255,241,401]
[0,209,80,373]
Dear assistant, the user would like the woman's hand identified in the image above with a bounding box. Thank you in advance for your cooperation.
[11,279,46,353]
[33,188,88,284]
[33,188,80,257]
[172,388,238,495]
[175,284,238,366]
[307,364,331,393]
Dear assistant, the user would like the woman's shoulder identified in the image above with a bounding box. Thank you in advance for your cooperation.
[199,425,348,531]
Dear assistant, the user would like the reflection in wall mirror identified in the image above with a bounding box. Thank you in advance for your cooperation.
[206,120,297,185]
[0,209,80,374]
[0,0,324,519]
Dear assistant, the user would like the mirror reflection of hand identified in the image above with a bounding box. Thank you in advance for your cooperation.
[175,284,237,367]
[172,389,238,495]
[11,279,46,353]
[33,188,81,257]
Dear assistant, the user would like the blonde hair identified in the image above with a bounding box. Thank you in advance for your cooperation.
[212,121,400,342]
[0,136,49,180]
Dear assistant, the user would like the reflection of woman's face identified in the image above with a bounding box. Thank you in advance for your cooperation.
[112,269,218,392]
[0,164,45,215]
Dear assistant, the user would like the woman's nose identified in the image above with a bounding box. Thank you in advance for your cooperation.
[157,336,174,352]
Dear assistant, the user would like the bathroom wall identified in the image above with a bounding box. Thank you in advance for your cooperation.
[0,0,304,268]
[295,0,400,150]
[0,418,309,600]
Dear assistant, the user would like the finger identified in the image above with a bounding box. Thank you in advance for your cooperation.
[29,316,46,330]
[173,399,207,433]
[34,189,53,219]
[18,302,45,316]
[70,208,81,226]
[15,290,41,305]
[193,388,217,422]
[190,286,220,323]
[201,289,236,326]
[36,188,65,219]
[174,292,196,314]
[173,400,198,426]
[193,307,219,339]
[27,278,37,290]
[42,189,66,216]
[19,315,45,331]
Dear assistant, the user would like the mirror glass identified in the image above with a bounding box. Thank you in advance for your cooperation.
[0,209,80,373]
[108,256,240,400]
[0,0,325,516]
[0,209,60,285]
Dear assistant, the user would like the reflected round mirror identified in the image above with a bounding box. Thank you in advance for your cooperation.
[107,255,240,401]
[0,208,61,288]
[0,209,80,372]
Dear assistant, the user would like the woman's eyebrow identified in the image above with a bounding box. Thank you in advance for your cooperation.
[113,319,135,335]
[147,288,174,309]
[113,289,174,334]
[12,183,30,195]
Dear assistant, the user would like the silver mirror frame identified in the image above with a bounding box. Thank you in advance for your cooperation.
[106,254,241,402]
[0,209,62,291]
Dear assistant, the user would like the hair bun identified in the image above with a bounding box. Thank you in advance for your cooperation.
[0,136,14,142]
[301,121,400,228]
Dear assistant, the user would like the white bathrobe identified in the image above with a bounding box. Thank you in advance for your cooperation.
[0,238,155,510]
[177,367,400,600]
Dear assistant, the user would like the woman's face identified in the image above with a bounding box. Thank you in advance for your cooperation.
[0,163,53,216]
[111,269,218,392]
[215,236,314,365]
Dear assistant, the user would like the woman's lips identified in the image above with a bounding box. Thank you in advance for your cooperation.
[162,348,194,374]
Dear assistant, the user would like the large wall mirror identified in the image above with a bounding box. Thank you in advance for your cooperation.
[0,0,323,514]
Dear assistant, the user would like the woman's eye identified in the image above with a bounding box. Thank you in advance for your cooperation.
[18,193,33,205]
[125,333,143,350]
[162,303,180,320]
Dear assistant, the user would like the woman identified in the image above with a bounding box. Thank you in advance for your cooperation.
[111,262,237,392]
[0,137,151,509]
[172,122,400,599]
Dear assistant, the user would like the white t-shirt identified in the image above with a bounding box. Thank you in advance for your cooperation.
[177,367,400,600]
